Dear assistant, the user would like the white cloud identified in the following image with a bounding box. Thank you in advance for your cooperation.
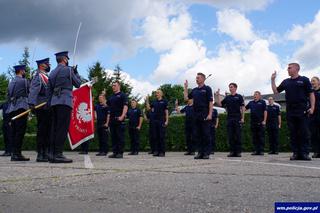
[216,9,256,42]
[287,10,320,70]
[151,39,207,81]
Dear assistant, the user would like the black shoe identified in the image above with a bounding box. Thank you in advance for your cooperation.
[96,152,107,156]
[11,154,30,161]
[0,152,11,157]
[128,152,134,155]
[148,151,154,155]
[78,151,88,155]
[252,151,264,156]
[108,153,117,158]
[312,153,320,158]
[194,153,203,159]
[36,153,48,162]
[133,152,139,155]
[50,154,73,163]
[202,155,210,159]
[158,152,165,157]
[290,153,299,161]
[234,153,242,157]
[300,154,311,161]
[115,153,123,159]
[210,151,215,155]
[268,151,278,155]
[184,152,194,155]
[153,152,159,157]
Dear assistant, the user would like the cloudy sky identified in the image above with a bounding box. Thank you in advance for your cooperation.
[0,0,319,97]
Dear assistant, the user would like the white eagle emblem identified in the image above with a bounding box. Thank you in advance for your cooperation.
[76,102,92,123]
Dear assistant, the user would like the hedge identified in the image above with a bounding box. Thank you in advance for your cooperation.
[0,112,291,152]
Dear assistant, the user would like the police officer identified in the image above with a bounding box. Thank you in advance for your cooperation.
[48,51,82,163]
[310,76,320,158]
[266,96,281,154]
[7,65,30,161]
[28,58,51,162]
[176,99,195,155]
[127,99,143,155]
[209,107,219,154]
[0,101,12,156]
[271,63,315,161]
[147,90,169,157]
[184,73,213,160]
[95,93,110,156]
[245,91,267,155]
[107,81,128,159]
[144,100,155,155]
[216,83,245,157]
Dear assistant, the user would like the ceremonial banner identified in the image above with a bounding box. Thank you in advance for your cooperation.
[68,85,94,150]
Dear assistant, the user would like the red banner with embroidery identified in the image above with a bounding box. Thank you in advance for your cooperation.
[68,85,94,150]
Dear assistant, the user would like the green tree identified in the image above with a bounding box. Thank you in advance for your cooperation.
[7,47,34,79]
[0,74,9,101]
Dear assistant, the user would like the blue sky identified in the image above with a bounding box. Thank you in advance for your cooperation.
[0,0,319,97]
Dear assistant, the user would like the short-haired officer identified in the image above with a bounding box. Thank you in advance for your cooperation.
[184,73,213,159]
[271,63,315,161]
[216,83,245,157]
[245,91,267,155]
[48,51,82,163]
[147,90,169,157]
[266,97,281,154]
[7,65,30,161]
[107,81,128,159]
[127,99,143,155]
[28,58,51,162]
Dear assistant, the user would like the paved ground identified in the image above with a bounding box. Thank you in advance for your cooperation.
[0,151,319,213]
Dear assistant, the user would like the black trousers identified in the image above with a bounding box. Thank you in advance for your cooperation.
[227,118,242,154]
[50,105,71,156]
[10,109,28,155]
[310,115,320,154]
[193,117,211,156]
[250,123,265,153]
[152,120,166,154]
[267,124,279,153]
[2,118,12,153]
[97,126,108,153]
[287,114,310,155]
[80,141,89,152]
[148,122,155,152]
[185,123,195,153]
[209,126,216,153]
[129,127,140,153]
[36,108,51,154]
[110,121,125,154]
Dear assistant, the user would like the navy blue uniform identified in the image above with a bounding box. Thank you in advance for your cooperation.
[266,104,280,153]
[209,108,218,153]
[150,99,168,155]
[221,94,244,154]
[188,85,213,156]
[245,99,266,154]
[277,76,312,156]
[7,76,29,157]
[127,108,142,153]
[107,92,128,155]
[310,89,320,155]
[0,102,12,155]
[146,111,155,153]
[95,103,110,154]
[180,105,195,153]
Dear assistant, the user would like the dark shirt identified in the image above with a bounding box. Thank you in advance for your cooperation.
[180,105,194,121]
[245,99,266,123]
[146,111,155,124]
[277,76,312,113]
[313,89,320,115]
[266,104,280,126]
[95,103,109,126]
[221,94,244,119]
[127,108,142,128]
[107,92,128,118]
[188,85,213,113]
[211,108,218,127]
[151,99,168,121]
